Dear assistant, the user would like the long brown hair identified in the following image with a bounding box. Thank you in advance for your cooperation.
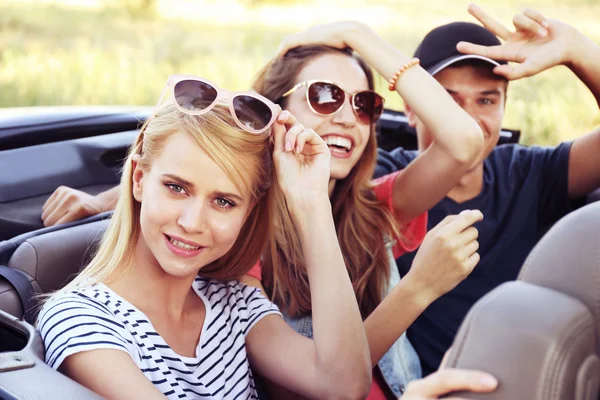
[254,46,401,318]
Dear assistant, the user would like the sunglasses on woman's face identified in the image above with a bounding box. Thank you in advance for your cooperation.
[281,80,385,125]
[152,75,280,134]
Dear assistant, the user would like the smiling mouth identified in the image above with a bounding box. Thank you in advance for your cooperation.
[323,135,353,153]
[165,235,202,251]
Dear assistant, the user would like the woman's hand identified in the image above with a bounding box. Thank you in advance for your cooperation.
[272,110,331,212]
[405,210,483,304]
[457,4,583,80]
[403,369,498,399]
[276,21,365,58]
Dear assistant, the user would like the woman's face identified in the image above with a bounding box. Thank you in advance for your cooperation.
[284,53,372,182]
[132,131,251,279]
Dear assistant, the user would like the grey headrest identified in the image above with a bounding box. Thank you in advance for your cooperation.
[519,202,600,337]
[0,220,108,318]
[444,282,600,399]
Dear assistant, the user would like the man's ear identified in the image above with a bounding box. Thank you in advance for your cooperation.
[404,103,418,128]
[131,154,144,202]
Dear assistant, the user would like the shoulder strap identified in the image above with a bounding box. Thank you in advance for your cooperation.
[0,265,36,323]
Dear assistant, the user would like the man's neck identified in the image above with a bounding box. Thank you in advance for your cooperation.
[446,163,485,204]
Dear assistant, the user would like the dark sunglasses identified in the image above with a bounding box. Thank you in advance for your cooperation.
[152,75,280,134]
[281,80,385,125]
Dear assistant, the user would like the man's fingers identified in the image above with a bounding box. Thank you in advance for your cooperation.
[513,13,547,37]
[523,8,549,29]
[467,3,511,40]
[456,42,509,62]
[493,61,538,80]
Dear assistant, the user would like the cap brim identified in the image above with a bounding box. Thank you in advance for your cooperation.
[428,55,500,76]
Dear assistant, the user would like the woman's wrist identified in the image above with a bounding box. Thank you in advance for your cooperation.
[286,194,333,235]
[400,272,439,309]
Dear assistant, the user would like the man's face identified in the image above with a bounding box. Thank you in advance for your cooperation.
[407,63,507,171]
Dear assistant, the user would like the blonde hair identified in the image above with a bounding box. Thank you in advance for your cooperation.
[255,45,402,318]
[47,102,280,301]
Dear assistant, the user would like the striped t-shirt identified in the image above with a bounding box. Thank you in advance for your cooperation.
[37,277,281,399]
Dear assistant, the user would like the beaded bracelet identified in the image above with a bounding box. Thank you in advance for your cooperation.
[388,58,420,91]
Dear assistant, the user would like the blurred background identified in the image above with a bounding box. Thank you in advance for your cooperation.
[1,0,598,145]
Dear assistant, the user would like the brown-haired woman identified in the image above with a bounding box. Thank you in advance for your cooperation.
[248,21,485,399]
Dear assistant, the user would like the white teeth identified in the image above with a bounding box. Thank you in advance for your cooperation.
[169,237,200,250]
[324,136,352,151]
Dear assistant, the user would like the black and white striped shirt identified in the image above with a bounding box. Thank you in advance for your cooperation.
[38,277,281,399]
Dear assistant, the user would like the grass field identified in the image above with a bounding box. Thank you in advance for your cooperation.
[1,0,598,145]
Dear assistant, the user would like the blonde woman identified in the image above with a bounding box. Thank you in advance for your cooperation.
[36,76,371,400]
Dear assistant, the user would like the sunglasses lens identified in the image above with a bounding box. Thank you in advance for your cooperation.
[308,82,345,115]
[232,95,273,132]
[354,91,384,124]
[173,79,218,112]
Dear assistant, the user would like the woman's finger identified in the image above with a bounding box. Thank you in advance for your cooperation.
[513,13,547,37]
[41,192,63,222]
[465,252,481,271]
[404,369,498,398]
[467,3,511,40]
[443,210,483,235]
[54,209,84,226]
[43,197,71,227]
[456,226,479,246]
[42,188,60,215]
[295,128,324,155]
[272,112,288,157]
[457,240,480,262]
[284,123,307,153]
[428,215,457,233]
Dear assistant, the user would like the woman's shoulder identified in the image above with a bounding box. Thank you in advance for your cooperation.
[38,284,116,324]
[37,284,132,370]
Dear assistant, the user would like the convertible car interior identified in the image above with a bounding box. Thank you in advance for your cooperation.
[0,107,598,399]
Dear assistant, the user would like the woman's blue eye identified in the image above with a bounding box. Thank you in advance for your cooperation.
[216,198,235,208]
[165,183,185,194]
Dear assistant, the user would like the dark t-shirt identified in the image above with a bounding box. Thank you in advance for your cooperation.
[375,143,577,375]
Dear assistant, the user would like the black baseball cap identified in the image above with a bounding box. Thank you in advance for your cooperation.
[414,22,507,76]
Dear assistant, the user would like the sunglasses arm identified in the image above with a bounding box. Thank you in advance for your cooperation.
[281,81,306,98]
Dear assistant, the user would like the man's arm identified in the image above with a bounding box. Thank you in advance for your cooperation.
[564,37,600,199]
[457,4,600,200]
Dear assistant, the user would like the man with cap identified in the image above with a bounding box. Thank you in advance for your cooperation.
[376,4,600,376]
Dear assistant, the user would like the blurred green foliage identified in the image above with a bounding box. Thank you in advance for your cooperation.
[0,0,598,145]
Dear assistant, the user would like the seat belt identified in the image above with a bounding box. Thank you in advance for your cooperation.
[0,265,36,324]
